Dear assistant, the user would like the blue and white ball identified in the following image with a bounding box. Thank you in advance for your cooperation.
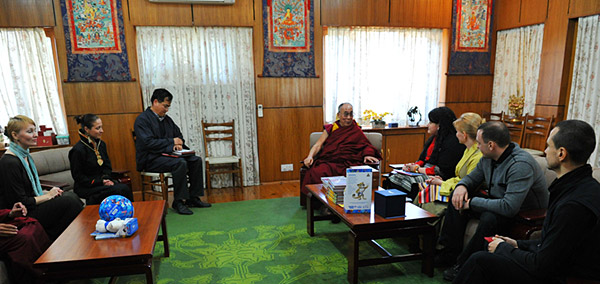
[99,195,134,221]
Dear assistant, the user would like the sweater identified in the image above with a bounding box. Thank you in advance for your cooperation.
[457,143,548,217]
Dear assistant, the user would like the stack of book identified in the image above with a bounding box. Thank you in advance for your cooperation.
[321,176,346,205]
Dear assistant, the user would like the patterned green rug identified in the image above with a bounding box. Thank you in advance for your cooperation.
[70,197,447,284]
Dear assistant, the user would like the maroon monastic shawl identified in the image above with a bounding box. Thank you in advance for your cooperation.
[302,121,381,193]
[0,210,49,284]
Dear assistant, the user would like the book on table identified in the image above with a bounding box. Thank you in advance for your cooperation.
[321,176,346,205]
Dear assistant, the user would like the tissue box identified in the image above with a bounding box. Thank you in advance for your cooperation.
[56,135,69,145]
[375,189,407,218]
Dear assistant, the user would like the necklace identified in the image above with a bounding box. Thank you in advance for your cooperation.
[79,131,104,166]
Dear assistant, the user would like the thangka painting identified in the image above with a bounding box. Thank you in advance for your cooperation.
[60,0,132,82]
[262,0,316,77]
[449,0,494,75]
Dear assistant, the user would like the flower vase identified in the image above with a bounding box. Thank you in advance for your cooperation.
[371,121,386,128]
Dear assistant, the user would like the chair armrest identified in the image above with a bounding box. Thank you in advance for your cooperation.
[111,169,130,177]
[39,179,69,190]
[517,208,546,223]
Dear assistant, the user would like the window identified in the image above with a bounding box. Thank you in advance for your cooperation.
[0,28,67,135]
[324,27,443,125]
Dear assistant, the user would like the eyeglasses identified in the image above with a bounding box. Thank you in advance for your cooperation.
[340,111,354,117]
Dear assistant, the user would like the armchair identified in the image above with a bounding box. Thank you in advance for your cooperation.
[299,132,382,207]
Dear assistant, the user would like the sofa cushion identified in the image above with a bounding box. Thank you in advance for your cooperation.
[39,171,74,191]
[30,147,71,176]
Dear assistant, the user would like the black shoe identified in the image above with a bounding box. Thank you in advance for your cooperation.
[186,197,212,208]
[173,201,193,215]
[443,264,461,281]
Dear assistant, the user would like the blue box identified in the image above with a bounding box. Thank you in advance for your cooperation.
[374,189,407,218]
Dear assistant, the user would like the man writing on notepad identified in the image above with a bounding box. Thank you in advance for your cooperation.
[134,88,211,215]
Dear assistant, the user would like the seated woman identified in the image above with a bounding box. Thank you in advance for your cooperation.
[389,107,465,199]
[69,114,133,205]
[0,115,83,241]
[0,202,49,284]
[415,112,484,216]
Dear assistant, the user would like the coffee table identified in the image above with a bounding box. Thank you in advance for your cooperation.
[34,200,169,284]
[305,184,438,284]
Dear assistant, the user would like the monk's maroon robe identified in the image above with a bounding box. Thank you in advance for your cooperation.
[0,209,49,284]
[301,121,381,194]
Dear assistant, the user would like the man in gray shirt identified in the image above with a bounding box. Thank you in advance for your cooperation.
[438,121,549,281]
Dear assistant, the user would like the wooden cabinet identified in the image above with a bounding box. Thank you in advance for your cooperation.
[364,126,428,173]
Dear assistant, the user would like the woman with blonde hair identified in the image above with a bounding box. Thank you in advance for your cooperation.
[416,112,484,213]
[0,115,82,240]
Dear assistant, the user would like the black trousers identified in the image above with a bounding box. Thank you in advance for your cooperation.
[438,190,512,266]
[75,183,134,205]
[29,191,83,241]
[453,251,546,284]
[145,155,204,202]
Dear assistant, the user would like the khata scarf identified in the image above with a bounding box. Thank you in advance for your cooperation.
[9,142,43,196]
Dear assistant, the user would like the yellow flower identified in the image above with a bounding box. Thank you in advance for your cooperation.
[362,109,392,122]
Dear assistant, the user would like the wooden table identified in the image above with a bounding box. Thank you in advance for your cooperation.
[305,184,438,284]
[34,200,169,284]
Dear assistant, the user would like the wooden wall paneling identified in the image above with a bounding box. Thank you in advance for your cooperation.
[494,0,521,31]
[444,102,492,117]
[519,0,548,26]
[534,105,565,121]
[0,0,54,27]
[128,0,193,26]
[444,75,494,102]
[61,83,143,115]
[67,114,142,192]
[193,0,253,27]
[536,0,570,108]
[569,0,600,18]
[389,0,452,28]
[320,0,389,26]
[257,107,323,182]
[253,0,323,108]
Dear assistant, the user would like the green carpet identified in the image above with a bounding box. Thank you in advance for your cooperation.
[71,197,447,284]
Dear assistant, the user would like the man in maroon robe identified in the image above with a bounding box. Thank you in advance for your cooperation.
[0,202,50,284]
[302,103,381,197]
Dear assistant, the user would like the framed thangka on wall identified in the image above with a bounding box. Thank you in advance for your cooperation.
[448,0,494,75]
[60,0,132,82]
[261,0,316,78]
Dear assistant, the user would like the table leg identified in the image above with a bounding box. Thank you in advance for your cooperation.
[145,267,154,284]
[347,230,359,284]
[161,212,170,257]
[306,192,314,236]
[421,225,434,277]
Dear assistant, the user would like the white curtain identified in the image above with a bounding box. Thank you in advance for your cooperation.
[492,24,544,116]
[0,28,67,134]
[324,27,442,125]
[567,15,600,167]
[136,26,259,187]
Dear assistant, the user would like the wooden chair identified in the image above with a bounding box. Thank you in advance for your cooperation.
[521,114,555,156]
[502,114,527,145]
[482,110,504,122]
[201,120,243,197]
[131,130,174,204]
[299,132,382,207]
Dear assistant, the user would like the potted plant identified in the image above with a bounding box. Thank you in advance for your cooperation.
[362,110,392,128]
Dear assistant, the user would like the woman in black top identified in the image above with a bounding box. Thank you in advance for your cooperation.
[0,115,83,240]
[69,114,133,205]
[389,107,465,199]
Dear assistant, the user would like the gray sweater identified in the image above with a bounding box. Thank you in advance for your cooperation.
[457,143,549,217]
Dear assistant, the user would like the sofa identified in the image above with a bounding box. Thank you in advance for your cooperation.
[463,155,600,244]
[0,146,130,284]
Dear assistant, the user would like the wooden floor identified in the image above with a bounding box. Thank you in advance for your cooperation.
[132,180,300,205]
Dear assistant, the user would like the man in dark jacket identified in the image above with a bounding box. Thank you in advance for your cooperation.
[134,88,211,215]
[454,119,600,284]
